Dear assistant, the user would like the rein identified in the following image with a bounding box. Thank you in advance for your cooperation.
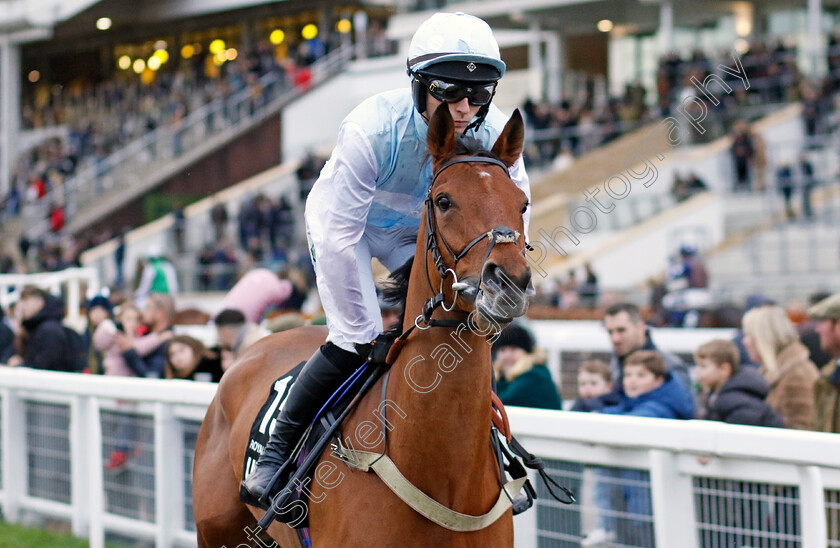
[386,155,530,366]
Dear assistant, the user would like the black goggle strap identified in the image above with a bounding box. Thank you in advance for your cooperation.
[413,72,495,104]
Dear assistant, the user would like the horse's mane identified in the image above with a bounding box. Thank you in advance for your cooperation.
[379,137,501,337]
[453,136,499,161]
[381,257,413,336]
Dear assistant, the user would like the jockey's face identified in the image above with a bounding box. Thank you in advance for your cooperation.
[425,93,481,135]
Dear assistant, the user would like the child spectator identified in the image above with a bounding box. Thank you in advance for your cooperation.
[602,350,695,419]
[165,335,224,382]
[587,351,694,547]
[694,339,783,427]
[571,359,618,411]
[94,302,145,378]
[572,360,618,547]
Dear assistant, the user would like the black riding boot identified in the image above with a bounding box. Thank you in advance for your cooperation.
[241,343,364,506]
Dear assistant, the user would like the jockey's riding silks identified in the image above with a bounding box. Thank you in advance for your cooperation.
[305,89,531,352]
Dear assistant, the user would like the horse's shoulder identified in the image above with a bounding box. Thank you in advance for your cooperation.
[216,325,328,422]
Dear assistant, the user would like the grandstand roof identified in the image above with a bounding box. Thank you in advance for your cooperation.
[389,0,840,39]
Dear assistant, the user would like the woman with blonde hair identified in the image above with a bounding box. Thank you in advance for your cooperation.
[742,305,819,429]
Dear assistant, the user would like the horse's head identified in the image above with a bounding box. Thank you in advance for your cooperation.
[424,104,532,325]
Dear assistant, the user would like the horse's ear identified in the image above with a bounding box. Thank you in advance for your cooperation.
[427,103,456,163]
[491,109,525,167]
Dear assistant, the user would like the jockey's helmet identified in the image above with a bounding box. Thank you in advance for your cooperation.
[407,12,505,129]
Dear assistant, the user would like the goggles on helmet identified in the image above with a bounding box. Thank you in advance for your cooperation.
[417,74,496,106]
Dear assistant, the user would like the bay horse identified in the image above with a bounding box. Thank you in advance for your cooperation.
[193,105,533,547]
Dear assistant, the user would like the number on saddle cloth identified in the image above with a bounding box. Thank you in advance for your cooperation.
[238,356,387,515]
[239,362,305,497]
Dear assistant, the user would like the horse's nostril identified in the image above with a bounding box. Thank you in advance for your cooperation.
[482,263,501,286]
[482,263,530,293]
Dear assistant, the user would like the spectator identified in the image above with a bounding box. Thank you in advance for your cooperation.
[799,153,816,219]
[602,350,695,419]
[93,302,143,378]
[730,121,755,191]
[7,286,78,372]
[165,335,224,381]
[591,350,694,546]
[776,161,796,219]
[97,301,145,472]
[571,360,617,412]
[211,201,229,242]
[218,268,292,324]
[134,249,178,308]
[662,244,710,327]
[277,266,310,312]
[694,339,783,427]
[808,293,840,433]
[572,360,618,547]
[492,323,562,410]
[83,294,112,374]
[214,308,269,360]
[114,229,127,288]
[578,263,599,308]
[742,305,819,430]
[0,306,14,364]
[798,291,833,367]
[117,293,175,378]
[601,303,690,403]
[172,203,186,254]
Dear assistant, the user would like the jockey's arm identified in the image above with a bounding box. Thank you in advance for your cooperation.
[304,122,379,350]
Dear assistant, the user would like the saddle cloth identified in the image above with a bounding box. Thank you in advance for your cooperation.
[238,359,386,527]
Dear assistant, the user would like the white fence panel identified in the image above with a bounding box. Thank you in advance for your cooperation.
[0,363,838,547]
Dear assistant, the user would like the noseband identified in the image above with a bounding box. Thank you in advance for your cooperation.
[419,155,532,328]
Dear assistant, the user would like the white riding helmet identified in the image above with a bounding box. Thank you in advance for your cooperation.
[407,13,506,129]
[407,12,506,79]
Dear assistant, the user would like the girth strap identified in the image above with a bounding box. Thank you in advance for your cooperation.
[335,440,526,532]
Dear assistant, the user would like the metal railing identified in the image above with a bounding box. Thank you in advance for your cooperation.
[10,45,353,240]
[0,267,98,329]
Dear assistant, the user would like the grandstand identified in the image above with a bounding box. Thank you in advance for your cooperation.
[1,0,840,547]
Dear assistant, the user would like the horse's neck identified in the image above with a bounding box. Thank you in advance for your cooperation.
[387,256,494,470]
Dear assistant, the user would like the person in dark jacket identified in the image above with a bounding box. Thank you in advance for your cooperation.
[694,339,783,427]
[492,323,562,410]
[0,306,15,364]
[9,286,77,372]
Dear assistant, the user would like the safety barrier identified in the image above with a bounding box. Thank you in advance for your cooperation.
[1,361,838,548]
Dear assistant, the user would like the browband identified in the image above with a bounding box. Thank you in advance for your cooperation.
[432,156,510,185]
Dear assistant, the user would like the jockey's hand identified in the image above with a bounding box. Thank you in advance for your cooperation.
[6,355,23,367]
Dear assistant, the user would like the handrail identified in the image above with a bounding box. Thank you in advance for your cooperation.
[11,45,353,240]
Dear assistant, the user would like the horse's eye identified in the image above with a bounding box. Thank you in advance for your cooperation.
[436,196,452,211]
[521,202,529,214]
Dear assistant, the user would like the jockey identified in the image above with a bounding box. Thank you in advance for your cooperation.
[242,12,532,506]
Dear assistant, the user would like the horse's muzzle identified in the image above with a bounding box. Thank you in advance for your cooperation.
[474,264,532,323]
